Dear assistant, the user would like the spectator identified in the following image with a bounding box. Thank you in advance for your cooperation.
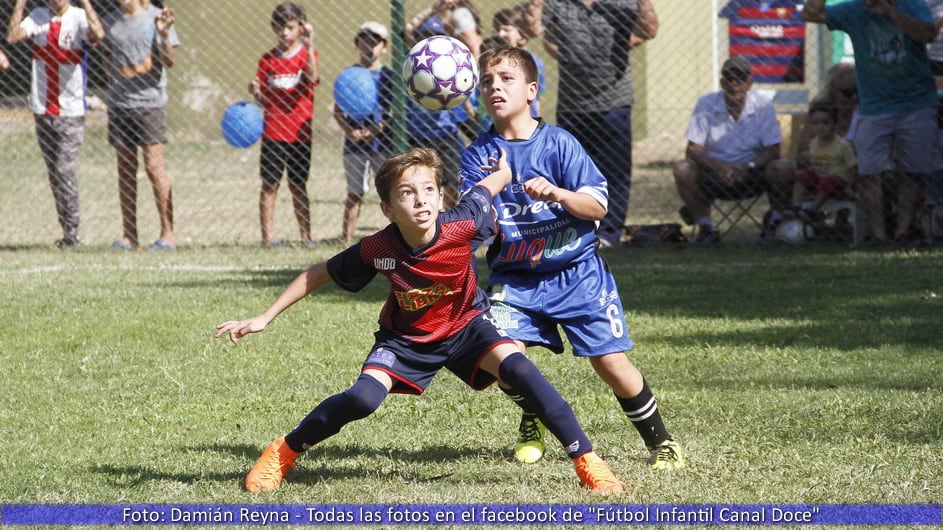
[789,103,858,224]
[540,0,658,247]
[249,2,320,248]
[672,57,794,245]
[215,148,624,495]
[802,0,943,243]
[333,21,393,245]
[0,48,9,71]
[927,0,943,81]
[405,0,482,57]
[492,5,546,117]
[795,63,859,170]
[5,0,104,249]
[460,46,684,471]
[103,0,179,251]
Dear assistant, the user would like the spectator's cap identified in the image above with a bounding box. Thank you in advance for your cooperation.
[721,56,752,78]
[358,21,389,43]
[418,16,446,37]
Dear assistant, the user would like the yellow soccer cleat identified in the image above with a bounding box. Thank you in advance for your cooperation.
[513,415,546,464]
[649,439,685,470]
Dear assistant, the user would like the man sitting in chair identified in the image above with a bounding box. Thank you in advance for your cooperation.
[672,57,794,245]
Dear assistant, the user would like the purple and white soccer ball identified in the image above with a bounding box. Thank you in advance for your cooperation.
[401,36,478,111]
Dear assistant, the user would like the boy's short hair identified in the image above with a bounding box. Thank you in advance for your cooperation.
[271,2,306,30]
[375,148,443,203]
[808,101,838,123]
[492,5,528,36]
[479,45,538,85]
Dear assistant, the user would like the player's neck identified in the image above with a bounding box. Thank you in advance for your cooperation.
[121,1,144,16]
[278,41,302,55]
[495,114,538,140]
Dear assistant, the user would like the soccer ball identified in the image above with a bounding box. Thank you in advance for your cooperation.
[775,219,814,245]
[401,35,478,111]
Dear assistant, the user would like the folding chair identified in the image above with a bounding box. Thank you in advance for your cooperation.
[713,195,765,241]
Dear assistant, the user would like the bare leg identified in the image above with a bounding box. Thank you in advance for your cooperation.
[287,179,311,244]
[142,143,174,246]
[343,192,363,244]
[115,145,139,246]
[260,180,280,245]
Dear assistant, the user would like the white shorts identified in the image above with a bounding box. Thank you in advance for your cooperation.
[344,150,387,196]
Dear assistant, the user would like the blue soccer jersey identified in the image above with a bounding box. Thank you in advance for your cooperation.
[326,185,495,343]
[460,120,608,276]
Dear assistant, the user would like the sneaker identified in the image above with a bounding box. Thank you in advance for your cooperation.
[56,235,81,249]
[245,436,300,493]
[649,439,685,470]
[691,225,719,246]
[148,239,176,251]
[111,240,134,251]
[797,207,825,227]
[760,211,782,242]
[514,415,546,464]
[573,451,625,494]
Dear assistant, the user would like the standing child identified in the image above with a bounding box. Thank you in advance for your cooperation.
[789,103,857,224]
[251,2,319,248]
[103,0,178,251]
[492,5,545,117]
[460,46,684,470]
[6,0,104,248]
[215,148,624,495]
[333,21,394,245]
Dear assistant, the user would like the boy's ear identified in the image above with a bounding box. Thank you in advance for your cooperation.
[380,201,394,221]
[527,81,538,104]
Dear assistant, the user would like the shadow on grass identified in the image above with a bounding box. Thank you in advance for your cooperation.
[90,443,510,488]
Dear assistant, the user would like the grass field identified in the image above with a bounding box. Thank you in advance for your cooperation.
[1,243,941,528]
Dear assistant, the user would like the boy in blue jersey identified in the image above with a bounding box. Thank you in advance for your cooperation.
[460,46,684,470]
[215,148,624,494]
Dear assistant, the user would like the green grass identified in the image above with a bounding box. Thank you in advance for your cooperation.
[1,244,941,528]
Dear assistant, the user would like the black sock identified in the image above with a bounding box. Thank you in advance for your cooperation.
[285,374,388,452]
[617,378,672,449]
[498,352,592,458]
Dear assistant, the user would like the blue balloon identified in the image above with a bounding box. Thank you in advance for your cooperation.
[221,101,263,148]
[334,66,378,120]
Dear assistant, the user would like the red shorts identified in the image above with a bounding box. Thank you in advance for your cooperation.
[795,169,848,198]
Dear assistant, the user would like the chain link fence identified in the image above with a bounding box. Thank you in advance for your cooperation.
[0,0,835,248]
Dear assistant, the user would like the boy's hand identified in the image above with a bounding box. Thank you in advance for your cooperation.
[523,176,561,202]
[214,317,269,344]
[480,148,509,174]
[155,8,175,38]
[301,22,315,48]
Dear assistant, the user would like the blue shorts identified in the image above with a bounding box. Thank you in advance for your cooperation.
[487,255,634,357]
[362,312,515,395]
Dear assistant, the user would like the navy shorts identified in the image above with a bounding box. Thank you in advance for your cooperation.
[362,312,515,395]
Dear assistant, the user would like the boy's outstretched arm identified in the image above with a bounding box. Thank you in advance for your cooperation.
[215,262,332,343]
[523,178,606,221]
